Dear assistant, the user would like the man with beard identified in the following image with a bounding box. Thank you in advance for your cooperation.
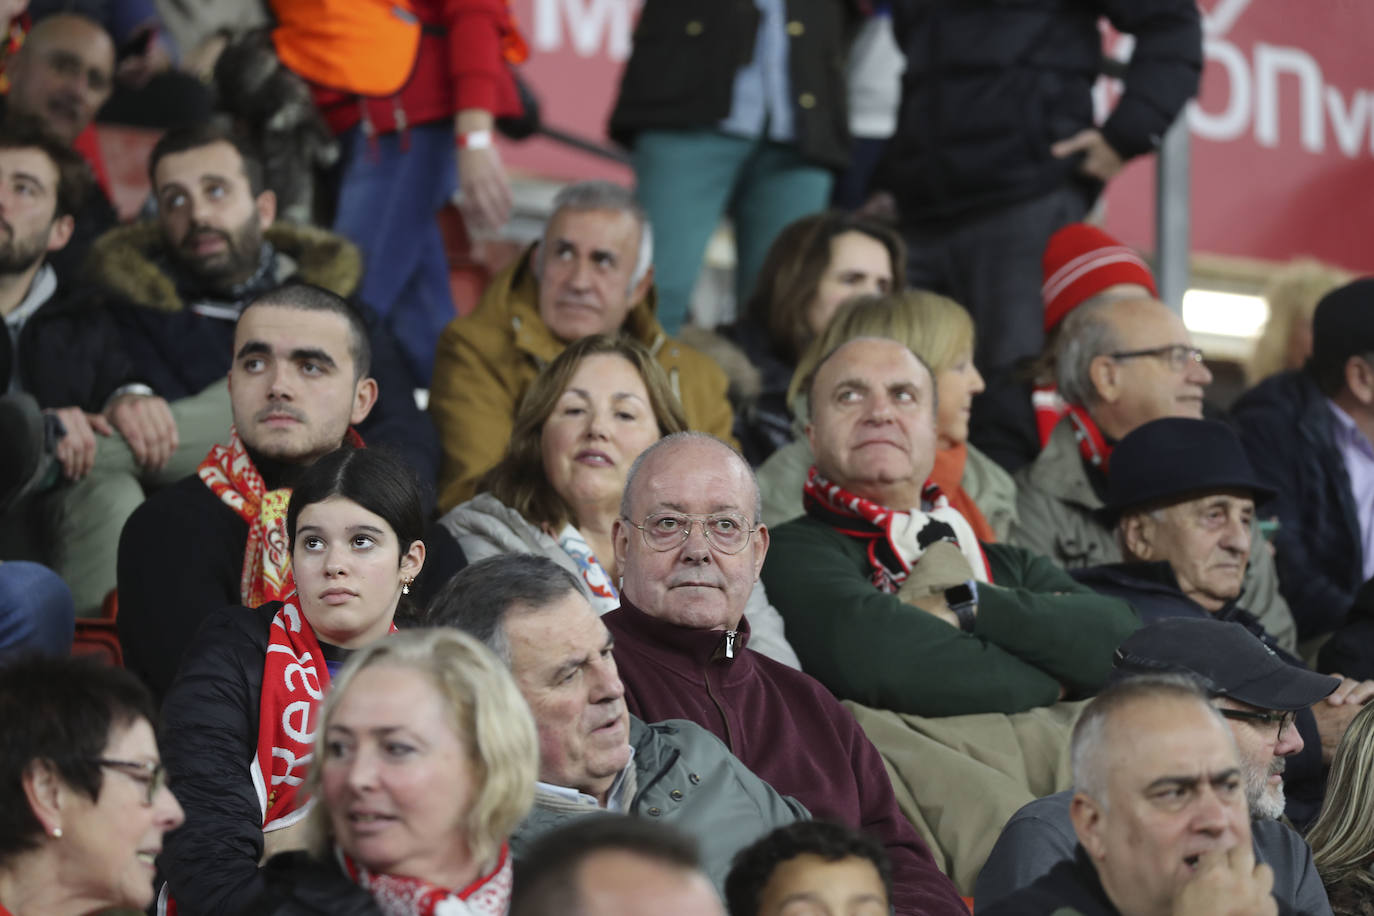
[86,120,437,494]
[1,12,120,284]
[0,117,175,618]
[115,283,460,701]
[974,618,1340,916]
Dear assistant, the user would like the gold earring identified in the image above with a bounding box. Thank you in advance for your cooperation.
[402,577,413,596]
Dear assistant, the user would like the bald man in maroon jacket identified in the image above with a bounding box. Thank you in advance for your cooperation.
[603,432,967,916]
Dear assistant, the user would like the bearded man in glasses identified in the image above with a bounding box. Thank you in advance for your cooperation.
[602,431,971,916]
[1009,294,1299,655]
[976,618,1342,916]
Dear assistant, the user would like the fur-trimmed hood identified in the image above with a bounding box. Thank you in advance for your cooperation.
[85,220,363,313]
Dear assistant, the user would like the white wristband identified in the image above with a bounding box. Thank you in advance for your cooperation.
[457,129,493,150]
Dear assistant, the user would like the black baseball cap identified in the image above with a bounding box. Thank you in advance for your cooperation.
[1112,618,1338,711]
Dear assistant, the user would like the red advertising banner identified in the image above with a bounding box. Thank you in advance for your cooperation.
[499,0,1374,273]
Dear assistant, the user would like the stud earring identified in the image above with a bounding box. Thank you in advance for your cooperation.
[51,827,62,839]
[402,577,413,596]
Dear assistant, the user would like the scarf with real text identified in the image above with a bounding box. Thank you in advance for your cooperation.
[802,466,990,593]
[341,842,513,916]
[930,443,997,543]
[253,597,330,832]
[198,427,364,607]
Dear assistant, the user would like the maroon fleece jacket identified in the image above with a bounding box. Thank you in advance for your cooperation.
[603,600,967,916]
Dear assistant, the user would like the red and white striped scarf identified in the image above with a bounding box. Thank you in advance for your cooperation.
[802,467,991,593]
[342,842,514,916]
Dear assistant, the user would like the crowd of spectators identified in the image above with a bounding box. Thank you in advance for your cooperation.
[4,1,1374,915]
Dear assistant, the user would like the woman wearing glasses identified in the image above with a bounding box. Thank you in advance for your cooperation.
[156,447,427,915]
[0,656,184,915]
[439,334,799,667]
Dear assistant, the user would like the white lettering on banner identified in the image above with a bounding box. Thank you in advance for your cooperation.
[1327,87,1374,158]
[282,699,315,744]
[271,746,311,788]
[533,0,635,60]
[1186,0,1374,158]
[1253,43,1324,151]
[1190,39,1251,141]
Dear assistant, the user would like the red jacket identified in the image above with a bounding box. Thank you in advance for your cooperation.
[603,600,969,916]
[274,0,524,136]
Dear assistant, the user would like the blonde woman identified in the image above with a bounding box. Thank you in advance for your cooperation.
[1247,259,1351,386]
[254,627,539,915]
[756,290,1017,539]
[1308,702,1374,915]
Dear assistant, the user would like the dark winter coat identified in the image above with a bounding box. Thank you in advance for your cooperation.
[1,272,134,411]
[84,220,440,491]
[876,0,1202,225]
[1232,370,1364,639]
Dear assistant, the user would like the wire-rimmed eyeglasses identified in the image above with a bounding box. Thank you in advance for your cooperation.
[622,512,758,555]
[1109,344,1205,372]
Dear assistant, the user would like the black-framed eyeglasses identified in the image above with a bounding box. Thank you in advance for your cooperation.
[91,758,167,806]
[1217,708,1295,742]
[622,512,758,555]
[1109,344,1205,372]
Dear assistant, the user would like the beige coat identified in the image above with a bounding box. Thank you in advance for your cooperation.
[429,247,736,511]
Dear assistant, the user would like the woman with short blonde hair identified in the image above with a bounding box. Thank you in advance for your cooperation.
[255,627,539,914]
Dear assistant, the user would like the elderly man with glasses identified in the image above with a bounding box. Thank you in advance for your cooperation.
[601,431,971,916]
[1010,294,1299,653]
[976,617,1342,916]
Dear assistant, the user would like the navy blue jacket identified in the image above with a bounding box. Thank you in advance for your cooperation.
[1232,370,1363,639]
[877,0,1202,225]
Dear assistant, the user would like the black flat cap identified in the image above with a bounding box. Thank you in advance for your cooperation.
[1104,417,1275,515]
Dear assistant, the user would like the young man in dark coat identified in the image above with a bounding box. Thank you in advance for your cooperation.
[115,284,462,701]
[84,120,439,495]
[0,118,172,617]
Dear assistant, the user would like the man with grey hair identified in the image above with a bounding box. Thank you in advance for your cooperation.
[976,619,1338,915]
[603,431,971,915]
[424,552,807,895]
[762,335,1139,718]
[980,675,1284,916]
[1010,294,1298,652]
[428,179,735,511]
